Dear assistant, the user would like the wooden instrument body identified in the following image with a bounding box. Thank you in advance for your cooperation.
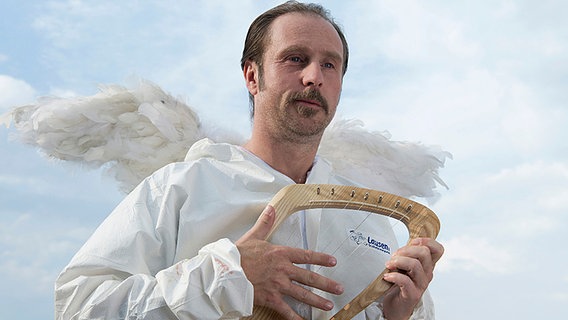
[244,184,440,320]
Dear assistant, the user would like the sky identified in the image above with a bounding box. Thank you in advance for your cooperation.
[1,0,567,319]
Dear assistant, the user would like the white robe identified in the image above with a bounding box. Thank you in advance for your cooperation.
[55,138,434,319]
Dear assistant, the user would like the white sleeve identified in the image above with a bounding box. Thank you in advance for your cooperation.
[408,289,436,320]
[55,238,253,320]
[364,289,436,320]
[156,239,254,319]
[54,175,253,319]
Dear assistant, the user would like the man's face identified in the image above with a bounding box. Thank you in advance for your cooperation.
[252,12,344,143]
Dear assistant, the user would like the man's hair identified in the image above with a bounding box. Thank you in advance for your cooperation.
[241,1,349,116]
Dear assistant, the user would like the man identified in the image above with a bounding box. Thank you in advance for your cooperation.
[55,2,443,319]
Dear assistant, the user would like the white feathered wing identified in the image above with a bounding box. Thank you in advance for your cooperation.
[320,119,450,202]
[2,81,243,193]
[2,80,450,200]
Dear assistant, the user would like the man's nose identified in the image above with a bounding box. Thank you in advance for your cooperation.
[302,62,324,87]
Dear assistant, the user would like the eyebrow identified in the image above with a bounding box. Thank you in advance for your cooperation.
[280,45,343,64]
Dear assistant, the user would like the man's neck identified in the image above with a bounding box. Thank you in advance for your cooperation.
[243,134,321,184]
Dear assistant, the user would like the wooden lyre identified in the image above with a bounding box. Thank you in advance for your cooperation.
[243,184,440,320]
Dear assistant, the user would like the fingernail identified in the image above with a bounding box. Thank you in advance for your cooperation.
[329,257,337,266]
[325,301,334,310]
[335,284,344,294]
[411,238,422,245]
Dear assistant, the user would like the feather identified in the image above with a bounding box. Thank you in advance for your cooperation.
[3,80,214,193]
[320,119,451,203]
[3,80,450,201]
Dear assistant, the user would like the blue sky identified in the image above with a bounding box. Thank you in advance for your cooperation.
[1,1,567,319]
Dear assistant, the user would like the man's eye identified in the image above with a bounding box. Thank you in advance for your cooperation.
[322,62,335,69]
[289,56,303,63]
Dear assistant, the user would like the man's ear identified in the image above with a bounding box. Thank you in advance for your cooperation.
[243,60,260,96]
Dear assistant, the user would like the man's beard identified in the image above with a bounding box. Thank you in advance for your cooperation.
[286,89,329,118]
[274,88,334,141]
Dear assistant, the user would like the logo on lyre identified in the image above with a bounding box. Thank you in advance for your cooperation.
[349,230,366,245]
[348,229,391,255]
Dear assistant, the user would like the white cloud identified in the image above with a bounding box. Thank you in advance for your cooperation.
[375,2,479,63]
[550,274,568,301]
[436,234,515,274]
[338,0,568,168]
[27,0,264,132]
[0,75,36,112]
[48,87,78,98]
[32,0,121,47]
[444,160,568,228]
[486,161,568,213]
[0,211,95,295]
[0,175,47,194]
[552,292,568,302]
[434,160,568,280]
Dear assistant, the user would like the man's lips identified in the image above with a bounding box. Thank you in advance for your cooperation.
[288,89,329,113]
[296,99,322,107]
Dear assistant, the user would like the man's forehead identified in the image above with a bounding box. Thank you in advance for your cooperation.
[267,12,343,57]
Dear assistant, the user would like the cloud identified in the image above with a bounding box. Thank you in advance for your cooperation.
[0,75,36,111]
[0,211,96,295]
[484,161,568,222]
[552,275,568,301]
[337,0,568,163]
[27,0,266,133]
[0,175,51,196]
[435,160,568,275]
[436,234,515,274]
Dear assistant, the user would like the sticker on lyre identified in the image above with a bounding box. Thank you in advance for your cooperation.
[347,228,391,255]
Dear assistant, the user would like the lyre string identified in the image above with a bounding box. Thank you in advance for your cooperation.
[310,187,410,278]
[385,198,412,248]
[313,192,374,278]
[305,186,330,273]
[311,187,375,276]
[310,186,356,255]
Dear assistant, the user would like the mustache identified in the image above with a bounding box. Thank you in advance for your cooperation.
[287,89,329,113]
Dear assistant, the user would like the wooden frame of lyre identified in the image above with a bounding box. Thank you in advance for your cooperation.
[243,184,440,320]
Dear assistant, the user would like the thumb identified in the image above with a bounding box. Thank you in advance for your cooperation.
[251,205,276,240]
[237,205,276,244]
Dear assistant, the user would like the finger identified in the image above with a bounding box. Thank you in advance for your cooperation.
[393,245,433,277]
[385,255,427,289]
[282,281,335,312]
[262,297,303,320]
[394,238,443,276]
[288,266,344,295]
[252,205,276,239]
[383,271,420,301]
[286,247,338,268]
[412,238,444,263]
[237,205,275,243]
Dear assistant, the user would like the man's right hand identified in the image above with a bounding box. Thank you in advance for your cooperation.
[236,205,344,320]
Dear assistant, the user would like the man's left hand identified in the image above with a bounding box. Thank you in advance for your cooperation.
[381,238,444,320]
